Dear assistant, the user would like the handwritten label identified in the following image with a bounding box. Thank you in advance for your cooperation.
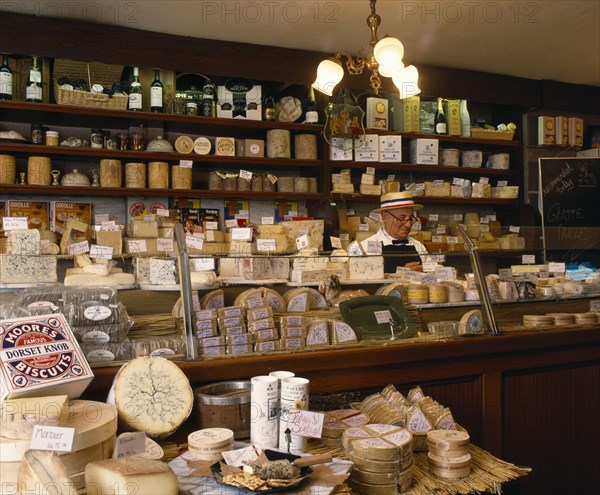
[231,228,252,241]
[194,258,215,271]
[387,174,395,181]
[436,226,446,234]
[480,217,489,224]
[332,174,343,183]
[286,408,324,439]
[239,169,252,180]
[479,177,490,184]
[487,214,497,222]
[225,219,238,228]
[359,223,369,232]
[433,179,444,187]
[186,236,204,250]
[295,234,309,250]
[143,214,155,223]
[498,268,513,280]
[497,180,508,187]
[509,225,520,233]
[156,208,169,217]
[522,254,536,264]
[590,300,600,312]
[374,310,392,324]
[261,216,274,225]
[95,213,110,224]
[347,209,356,216]
[422,261,439,272]
[415,183,425,191]
[157,238,173,252]
[481,225,490,232]
[453,214,463,221]
[429,214,439,221]
[435,266,455,281]
[430,254,446,263]
[452,177,465,186]
[30,425,75,452]
[90,245,113,260]
[367,241,382,254]
[100,220,117,231]
[221,445,260,467]
[432,235,443,243]
[330,236,342,249]
[366,166,375,175]
[67,240,90,255]
[128,239,147,253]
[548,262,566,273]
[257,239,276,252]
[179,160,193,168]
[369,212,381,222]
[2,217,28,230]
[340,233,350,241]
[113,432,146,459]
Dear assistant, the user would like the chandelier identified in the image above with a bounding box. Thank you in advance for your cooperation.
[312,0,420,98]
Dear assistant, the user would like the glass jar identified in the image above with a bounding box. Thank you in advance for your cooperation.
[45,130,59,146]
[31,124,45,144]
[91,128,104,149]
[104,131,118,150]
[186,102,198,116]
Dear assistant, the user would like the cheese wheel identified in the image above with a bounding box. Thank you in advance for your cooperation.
[175,135,194,154]
[113,357,193,439]
[188,428,234,451]
[426,429,470,450]
[348,478,398,495]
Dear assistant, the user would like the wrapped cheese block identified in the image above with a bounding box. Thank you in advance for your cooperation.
[266,129,291,158]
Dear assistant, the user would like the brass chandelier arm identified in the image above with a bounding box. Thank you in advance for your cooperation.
[335,52,367,76]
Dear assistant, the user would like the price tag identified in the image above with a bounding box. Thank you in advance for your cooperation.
[143,214,156,222]
[225,219,238,228]
[429,214,439,221]
[422,261,438,272]
[366,166,375,175]
[156,208,169,217]
[359,223,369,232]
[367,241,382,254]
[295,234,309,250]
[487,214,497,222]
[186,236,204,250]
[369,212,381,222]
[347,209,356,216]
[330,236,342,249]
[30,425,75,452]
[453,214,463,221]
[436,226,446,234]
[67,240,90,255]
[128,239,147,253]
[113,432,146,459]
[100,220,117,231]
[286,409,324,439]
[179,160,193,168]
[548,262,566,273]
[452,177,465,186]
[231,228,252,241]
[433,179,444,186]
[95,213,109,224]
[194,258,215,271]
[522,254,536,264]
[435,266,455,281]
[340,233,350,241]
[374,310,392,324]
[432,235,443,243]
[235,210,249,219]
[481,225,490,232]
[447,236,459,244]
[287,210,298,218]
[431,254,446,263]
[420,273,436,285]
[387,174,395,181]
[157,238,173,252]
[415,183,425,191]
[509,225,520,233]
[479,177,490,184]
[2,217,28,230]
[90,245,113,260]
[332,173,343,183]
[497,180,508,187]
[498,268,513,280]
[257,239,276,252]
[239,169,252,180]
[479,217,489,224]
[261,216,274,225]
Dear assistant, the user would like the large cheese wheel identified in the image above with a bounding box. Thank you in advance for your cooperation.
[113,357,193,439]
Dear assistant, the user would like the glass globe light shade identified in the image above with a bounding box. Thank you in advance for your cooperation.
[374,37,405,74]
[392,65,420,98]
[312,58,344,96]
[377,62,404,78]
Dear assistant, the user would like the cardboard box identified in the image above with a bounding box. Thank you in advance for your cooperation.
[354,134,379,162]
[403,96,421,132]
[366,97,389,129]
[538,116,555,145]
[0,313,94,400]
[6,200,49,230]
[419,100,436,134]
[446,99,461,136]
[217,84,262,120]
[215,137,236,156]
[410,138,439,165]
[243,139,265,158]
[330,138,353,161]
[50,201,91,236]
[379,135,402,162]
[568,117,584,147]
[555,116,569,146]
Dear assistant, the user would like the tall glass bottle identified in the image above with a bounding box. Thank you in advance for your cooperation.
[150,69,163,113]
[26,56,42,103]
[201,79,215,117]
[0,54,13,100]
[459,100,471,137]
[434,97,447,135]
[263,95,275,121]
[305,86,318,124]
[128,67,142,111]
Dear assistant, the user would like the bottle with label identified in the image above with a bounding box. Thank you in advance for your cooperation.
[305,86,318,124]
[435,97,447,135]
[202,79,215,117]
[263,95,275,121]
[0,54,13,100]
[128,67,142,111]
[26,56,42,103]
[459,99,471,137]
[150,68,163,113]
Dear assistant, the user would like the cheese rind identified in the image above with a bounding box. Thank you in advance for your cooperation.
[18,449,78,495]
[6,229,40,255]
[0,255,58,284]
[349,256,384,280]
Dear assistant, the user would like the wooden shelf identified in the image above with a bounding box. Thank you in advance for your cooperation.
[329,193,519,206]
[358,128,521,148]
[327,161,520,177]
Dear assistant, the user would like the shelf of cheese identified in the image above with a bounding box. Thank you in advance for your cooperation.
[330,193,518,205]
[328,161,520,177]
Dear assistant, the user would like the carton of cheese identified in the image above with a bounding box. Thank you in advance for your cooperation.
[0,313,94,400]
[50,201,92,236]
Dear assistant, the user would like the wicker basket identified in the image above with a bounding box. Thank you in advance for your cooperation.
[53,58,127,110]
[470,128,515,141]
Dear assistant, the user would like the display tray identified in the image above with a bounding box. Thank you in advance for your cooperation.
[138,283,219,291]
[286,279,390,287]
[218,277,289,286]
[339,295,418,340]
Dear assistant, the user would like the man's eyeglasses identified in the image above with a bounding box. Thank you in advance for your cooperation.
[385,212,419,225]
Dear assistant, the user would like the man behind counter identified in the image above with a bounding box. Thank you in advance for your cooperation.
[361,191,429,272]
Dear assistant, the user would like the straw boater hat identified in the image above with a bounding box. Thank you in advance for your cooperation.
[374,191,424,213]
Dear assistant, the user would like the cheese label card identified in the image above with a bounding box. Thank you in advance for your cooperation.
[497,180,508,187]
[194,258,215,271]
[374,310,392,324]
[113,431,146,459]
[90,245,113,260]
[430,254,446,263]
[179,160,193,168]
[231,228,252,241]
[186,236,204,250]
[286,408,324,439]
[2,217,29,230]
[95,213,110,224]
[522,254,536,264]
[239,169,252,180]
[347,209,356,216]
[156,208,170,217]
[330,236,342,249]
[157,238,174,252]
[590,300,600,312]
[205,221,218,230]
[359,223,369,232]
[479,177,490,184]
[452,177,465,186]
[367,241,382,255]
[261,216,274,225]
[225,219,238,228]
[453,214,463,221]
[222,445,260,467]
[0,313,94,400]
[67,240,90,255]
[435,266,455,281]
[295,234,309,250]
[128,239,147,253]
[257,239,276,252]
[429,214,439,221]
[548,262,565,273]
[101,220,117,231]
[30,425,75,452]
[369,212,381,222]
[422,261,439,272]
[509,225,520,233]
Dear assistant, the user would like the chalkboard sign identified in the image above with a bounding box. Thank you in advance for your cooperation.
[539,157,600,263]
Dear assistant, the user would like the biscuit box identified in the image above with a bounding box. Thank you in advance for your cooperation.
[0,313,94,400]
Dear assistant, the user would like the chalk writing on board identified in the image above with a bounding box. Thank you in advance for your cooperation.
[578,163,596,188]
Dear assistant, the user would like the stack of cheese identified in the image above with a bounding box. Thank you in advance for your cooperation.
[283,287,328,312]
[187,428,234,463]
[64,252,135,287]
[246,304,279,352]
[426,429,471,479]
[234,287,286,314]
[320,409,370,449]
[135,257,178,286]
[0,228,58,284]
[219,255,289,281]
[360,171,382,196]
[278,314,306,350]
[124,218,175,256]
[344,424,414,494]
[218,305,254,356]
[332,170,354,194]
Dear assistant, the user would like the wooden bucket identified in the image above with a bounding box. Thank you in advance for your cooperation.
[194,381,251,439]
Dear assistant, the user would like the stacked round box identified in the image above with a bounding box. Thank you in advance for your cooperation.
[187,428,234,463]
[343,424,413,494]
[426,430,471,479]
[321,409,370,449]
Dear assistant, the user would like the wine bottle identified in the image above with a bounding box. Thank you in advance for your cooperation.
[459,99,471,137]
[25,56,42,103]
[305,86,318,124]
[150,68,163,113]
[201,79,215,117]
[435,97,447,135]
[0,54,13,100]
[263,95,275,121]
[128,67,142,111]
